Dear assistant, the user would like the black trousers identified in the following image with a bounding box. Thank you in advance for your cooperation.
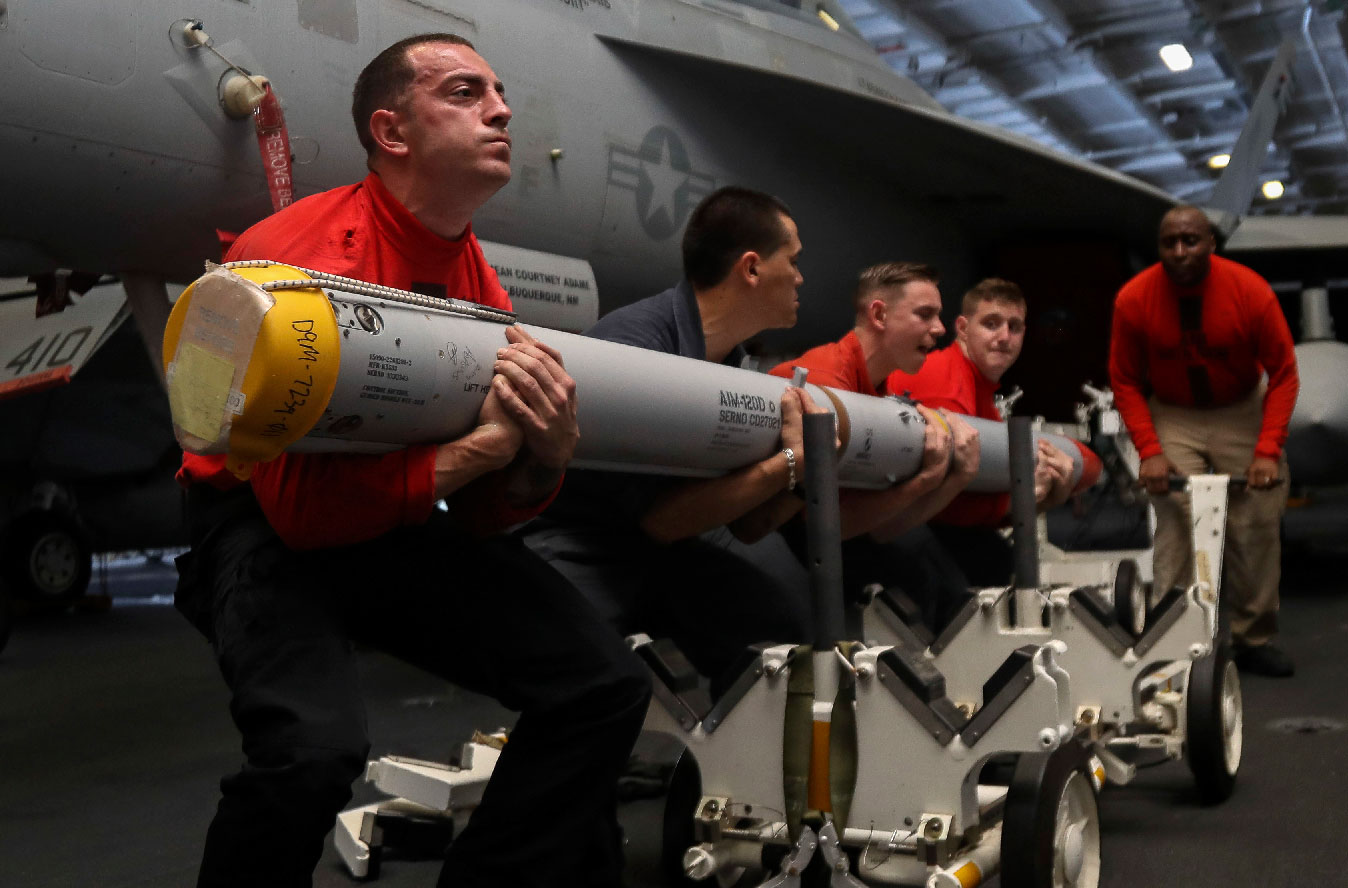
[836,525,1012,635]
[928,524,1015,588]
[774,524,974,637]
[524,522,812,698]
[176,495,651,888]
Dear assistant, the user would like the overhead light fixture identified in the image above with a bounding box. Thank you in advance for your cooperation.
[1207,153,1231,169]
[1262,180,1285,199]
[817,8,840,31]
[1159,43,1193,72]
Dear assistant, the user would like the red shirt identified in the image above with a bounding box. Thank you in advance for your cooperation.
[887,343,998,420]
[1109,256,1298,461]
[769,331,879,395]
[887,344,1009,526]
[178,173,542,549]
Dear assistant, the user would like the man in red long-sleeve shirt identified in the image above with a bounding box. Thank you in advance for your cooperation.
[172,35,649,887]
[767,262,981,631]
[887,278,1075,586]
[768,262,980,539]
[1109,205,1298,677]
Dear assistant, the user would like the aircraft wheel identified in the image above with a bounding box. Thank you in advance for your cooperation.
[1112,558,1146,638]
[1185,645,1242,804]
[1001,742,1101,888]
[2,509,92,607]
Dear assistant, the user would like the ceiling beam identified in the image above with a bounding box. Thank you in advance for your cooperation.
[982,108,1037,129]
[943,20,1057,49]
[1139,78,1239,104]
[1016,70,1110,101]
[1085,130,1244,161]
[1292,131,1348,151]
[1249,193,1348,212]
[1242,35,1347,64]
[1071,10,1198,45]
[836,0,1343,210]
[1083,118,1153,136]
[1019,0,1184,155]
[1172,178,1218,198]
[863,0,1090,156]
[929,81,996,104]
[951,97,1015,117]
[1118,153,1190,174]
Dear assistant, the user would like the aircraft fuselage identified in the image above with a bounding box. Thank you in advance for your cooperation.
[0,0,1171,351]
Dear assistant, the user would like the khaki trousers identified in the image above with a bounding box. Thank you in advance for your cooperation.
[1149,389,1288,647]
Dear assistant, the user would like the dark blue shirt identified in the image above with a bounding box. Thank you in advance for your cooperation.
[587,280,748,365]
[541,281,745,529]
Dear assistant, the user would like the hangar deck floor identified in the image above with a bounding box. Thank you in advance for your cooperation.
[2,544,1345,888]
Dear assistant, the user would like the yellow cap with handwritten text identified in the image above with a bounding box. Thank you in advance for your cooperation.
[163,263,340,475]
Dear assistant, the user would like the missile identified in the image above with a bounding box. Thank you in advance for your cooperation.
[1285,287,1348,486]
[162,262,1100,492]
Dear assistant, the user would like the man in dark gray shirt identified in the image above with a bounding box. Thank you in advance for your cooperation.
[524,187,820,693]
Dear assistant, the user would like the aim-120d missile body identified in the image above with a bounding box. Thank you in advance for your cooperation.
[163,262,1100,492]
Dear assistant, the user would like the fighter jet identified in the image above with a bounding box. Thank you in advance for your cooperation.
[0,0,1178,601]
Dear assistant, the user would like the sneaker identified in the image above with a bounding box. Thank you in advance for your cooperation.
[1233,643,1295,678]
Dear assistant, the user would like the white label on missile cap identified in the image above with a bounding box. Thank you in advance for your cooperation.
[168,344,235,443]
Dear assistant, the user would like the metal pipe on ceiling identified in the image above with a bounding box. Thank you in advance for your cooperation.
[1085,130,1243,160]
[1301,4,1347,146]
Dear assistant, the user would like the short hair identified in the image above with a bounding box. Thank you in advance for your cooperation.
[853,262,940,315]
[681,187,793,290]
[961,277,1026,317]
[352,33,476,157]
[1160,204,1215,236]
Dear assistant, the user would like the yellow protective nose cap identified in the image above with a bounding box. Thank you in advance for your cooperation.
[163,262,341,469]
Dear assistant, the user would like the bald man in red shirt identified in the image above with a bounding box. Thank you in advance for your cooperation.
[1110,205,1298,677]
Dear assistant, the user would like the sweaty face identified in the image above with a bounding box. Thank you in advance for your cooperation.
[397,43,513,191]
[755,215,804,330]
[1157,209,1215,287]
[880,280,945,375]
[958,299,1025,383]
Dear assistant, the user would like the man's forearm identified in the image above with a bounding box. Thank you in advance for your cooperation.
[1038,475,1074,511]
[1108,377,1161,459]
[501,455,566,508]
[866,472,967,542]
[641,452,793,544]
[432,424,520,500]
[839,469,943,540]
[728,491,803,544]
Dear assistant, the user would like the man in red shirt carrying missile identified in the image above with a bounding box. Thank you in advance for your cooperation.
[887,277,1076,587]
[173,34,649,887]
[768,262,980,630]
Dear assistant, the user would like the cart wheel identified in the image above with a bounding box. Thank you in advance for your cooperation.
[1112,558,1146,638]
[2,510,92,607]
[662,750,702,885]
[1185,644,1242,804]
[1001,742,1101,888]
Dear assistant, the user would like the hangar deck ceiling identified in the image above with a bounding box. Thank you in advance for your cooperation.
[773,0,1348,216]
